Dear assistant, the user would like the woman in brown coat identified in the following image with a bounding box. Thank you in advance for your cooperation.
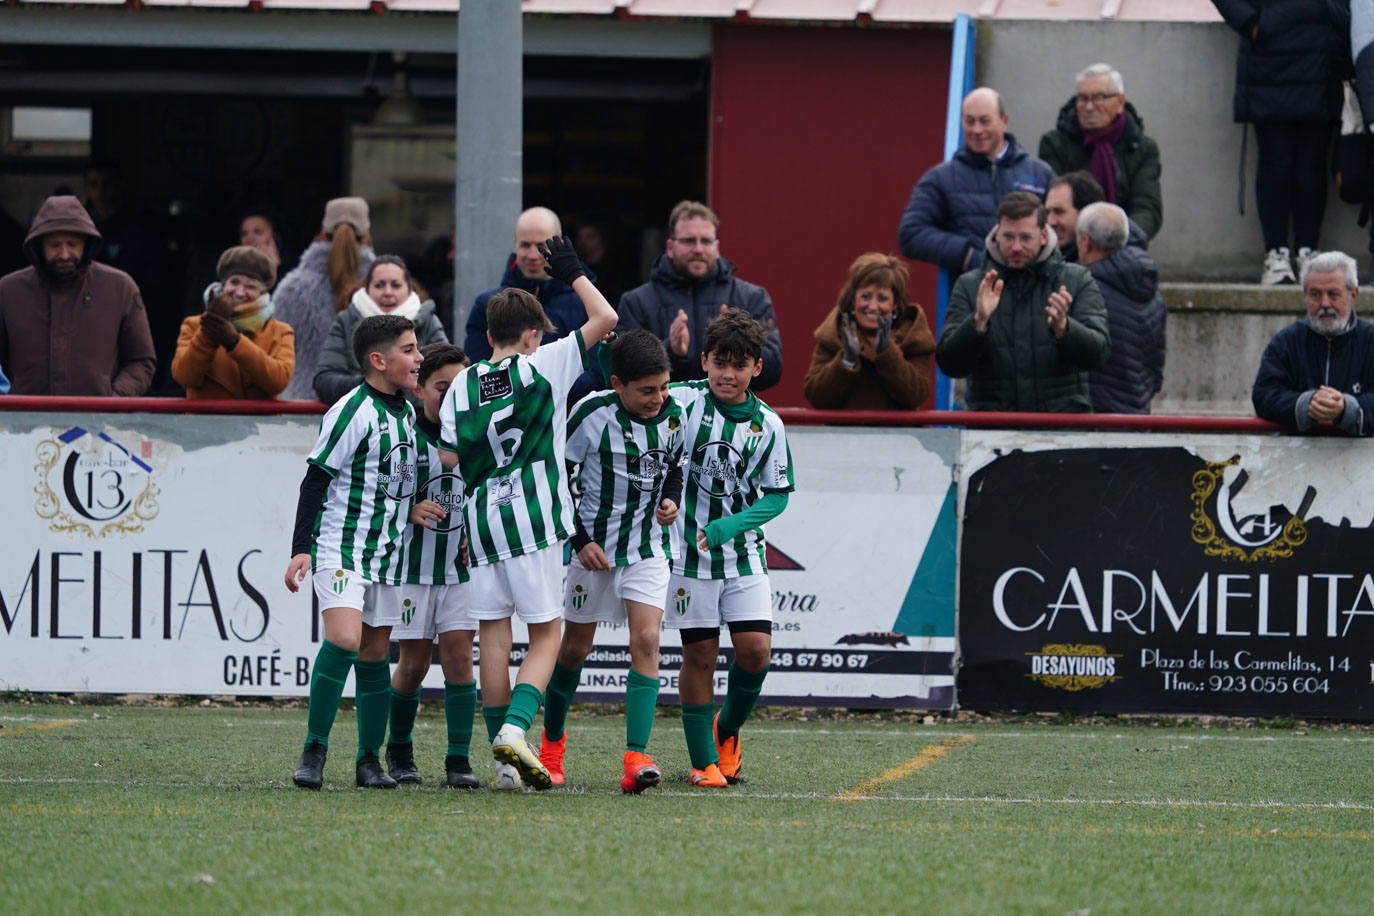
[803,252,935,410]
[171,245,295,399]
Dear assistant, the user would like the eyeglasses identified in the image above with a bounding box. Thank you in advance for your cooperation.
[671,236,718,247]
[1075,92,1120,106]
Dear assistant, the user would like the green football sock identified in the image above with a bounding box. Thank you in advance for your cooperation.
[444,681,477,758]
[624,669,659,753]
[542,662,582,741]
[353,658,392,762]
[505,683,544,732]
[388,687,421,746]
[482,704,508,744]
[717,662,769,740]
[681,701,718,769]
[305,640,357,749]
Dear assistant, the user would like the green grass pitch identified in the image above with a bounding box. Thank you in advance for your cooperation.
[2,702,1371,914]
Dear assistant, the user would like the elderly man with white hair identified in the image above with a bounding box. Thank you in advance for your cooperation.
[1252,250,1374,435]
[1075,202,1165,413]
[1039,62,1163,240]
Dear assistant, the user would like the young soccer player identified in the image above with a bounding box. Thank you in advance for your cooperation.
[667,308,794,787]
[437,235,618,790]
[537,330,684,793]
[284,314,424,790]
[382,342,489,790]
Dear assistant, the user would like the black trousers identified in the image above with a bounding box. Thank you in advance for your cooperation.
[1253,120,1332,252]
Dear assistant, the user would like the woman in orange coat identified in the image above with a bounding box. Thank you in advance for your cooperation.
[803,252,935,410]
[172,245,295,399]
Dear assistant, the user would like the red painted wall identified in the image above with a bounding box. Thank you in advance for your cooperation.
[708,23,950,408]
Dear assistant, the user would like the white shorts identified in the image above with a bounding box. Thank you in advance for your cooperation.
[387,582,477,640]
[565,556,671,624]
[662,573,772,630]
[312,568,368,614]
[467,545,564,624]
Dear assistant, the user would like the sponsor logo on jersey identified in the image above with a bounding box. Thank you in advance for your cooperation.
[378,442,418,501]
[423,472,467,533]
[627,448,671,492]
[478,367,513,402]
[691,440,743,497]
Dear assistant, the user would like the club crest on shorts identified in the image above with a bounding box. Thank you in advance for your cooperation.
[400,597,416,625]
[332,571,348,595]
[571,584,588,610]
[673,587,690,616]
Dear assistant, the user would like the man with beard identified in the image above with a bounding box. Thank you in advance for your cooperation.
[617,200,782,390]
[936,190,1108,412]
[1253,250,1374,434]
[0,195,156,396]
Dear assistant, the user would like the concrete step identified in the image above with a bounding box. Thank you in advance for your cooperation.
[1153,283,1304,417]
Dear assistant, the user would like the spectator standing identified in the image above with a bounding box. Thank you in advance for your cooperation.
[936,191,1109,412]
[464,207,590,362]
[803,253,935,410]
[1076,203,1166,414]
[274,197,375,400]
[1253,250,1374,433]
[898,88,1055,275]
[171,245,294,400]
[1045,171,1105,263]
[313,255,448,405]
[1038,63,1164,240]
[618,200,782,390]
[1215,0,1351,285]
[0,195,155,396]
[239,210,293,273]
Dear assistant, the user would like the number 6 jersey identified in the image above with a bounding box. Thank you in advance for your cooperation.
[439,331,589,566]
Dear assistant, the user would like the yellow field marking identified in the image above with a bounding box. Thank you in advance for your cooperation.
[0,719,80,738]
[837,734,977,800]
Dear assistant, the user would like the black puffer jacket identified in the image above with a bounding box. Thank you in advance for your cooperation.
[1214,0,1351,122]
[1087,245,1166,414]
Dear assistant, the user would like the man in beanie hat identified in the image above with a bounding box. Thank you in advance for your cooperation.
[171,244,295,399]
[0,195,156,395]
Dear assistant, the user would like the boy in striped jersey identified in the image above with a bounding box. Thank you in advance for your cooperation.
[284,314,424,790]
[382,343,488,790]
[667,309,794,787]
[437,235,618,790]
[537,330,685,793]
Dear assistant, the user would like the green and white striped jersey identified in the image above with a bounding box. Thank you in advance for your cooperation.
[566,391,685,566]
[671,380,794,579]
[307,385,418,584]
[439,332,589,566]
[401,418,470,585]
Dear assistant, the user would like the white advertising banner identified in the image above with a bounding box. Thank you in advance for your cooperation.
[0,412,956,708]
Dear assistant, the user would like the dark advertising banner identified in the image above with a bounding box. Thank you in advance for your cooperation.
[958,441,1374,719]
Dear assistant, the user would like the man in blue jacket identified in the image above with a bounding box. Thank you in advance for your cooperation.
[1253,250,1374,435]
[617,200,782,390]
[898,88,1055,276]
[464,206,590,361]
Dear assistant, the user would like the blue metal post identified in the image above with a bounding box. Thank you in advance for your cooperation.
[934,13,976,412]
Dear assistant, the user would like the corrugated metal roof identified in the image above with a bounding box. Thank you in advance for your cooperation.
[7,0,1225,20]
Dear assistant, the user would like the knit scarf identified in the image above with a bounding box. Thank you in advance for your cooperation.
[202,281,275,332]
[350,285,422,320]
[1081,112,1126,204]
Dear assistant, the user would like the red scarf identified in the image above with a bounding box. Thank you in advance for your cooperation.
[1081,112,1126,204]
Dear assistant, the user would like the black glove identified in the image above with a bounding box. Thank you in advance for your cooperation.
[201,311,239,350]
[839,312,860,369]
[875,313,894,355]
[538,235,586,287]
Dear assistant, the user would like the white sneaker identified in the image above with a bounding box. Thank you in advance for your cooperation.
[493,762,523,791]
[1295,246,1315,281]
[1261,247,1296,286]
[492,723,553,790]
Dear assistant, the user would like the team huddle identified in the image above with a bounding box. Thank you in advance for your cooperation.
[282,235,794,792]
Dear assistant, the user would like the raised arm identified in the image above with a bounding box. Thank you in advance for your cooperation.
[539,235,617,349]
